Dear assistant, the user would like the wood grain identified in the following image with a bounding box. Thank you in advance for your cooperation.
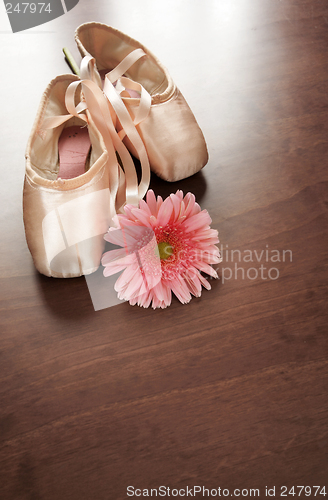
[0,0,327,498]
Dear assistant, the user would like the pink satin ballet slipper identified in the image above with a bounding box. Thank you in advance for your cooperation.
[23,74,114,278]
[75,22,209,182]
[24,65,154,278]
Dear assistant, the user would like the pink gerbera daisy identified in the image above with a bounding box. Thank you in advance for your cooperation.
[101,190,221,309]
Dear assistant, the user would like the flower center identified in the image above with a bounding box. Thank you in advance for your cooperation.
[157,241,174,260]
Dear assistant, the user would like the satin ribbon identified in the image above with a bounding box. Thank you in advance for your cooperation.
[39,52,153,275]
[81,51,152,204]
[42,52,152,209]
[106,48,146,84]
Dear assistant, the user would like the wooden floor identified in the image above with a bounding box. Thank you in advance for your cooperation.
[1,0,327,498]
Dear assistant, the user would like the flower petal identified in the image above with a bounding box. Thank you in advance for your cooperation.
[122,271,145,300]
[170,275,192,304]
[193,260,218,278]
[169,193,182,222]
[183,192,196,218]
[103,264,126,277]
[122,205,135,220]
[191,228,218,240]
[101,248,129,265]
[157,196,174,227]
[182,271,202,297]
[182,210,212,233]
[146,190,158,215]
[104,227,128,247]
[139,291,153,308]
[131,207,152,227]
[156,195,163,213]
[198,273,212,290]
[114,262,140,292]
[139,198,152,216]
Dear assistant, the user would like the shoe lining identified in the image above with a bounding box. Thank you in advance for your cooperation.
[58,125,91,179]
[30,79,103,181]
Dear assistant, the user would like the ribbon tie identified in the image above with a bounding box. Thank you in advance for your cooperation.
[41,50,152,213]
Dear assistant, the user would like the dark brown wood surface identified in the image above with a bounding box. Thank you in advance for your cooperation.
[1,0,327,499]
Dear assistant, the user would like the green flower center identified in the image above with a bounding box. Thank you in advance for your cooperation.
[157,241,174,260]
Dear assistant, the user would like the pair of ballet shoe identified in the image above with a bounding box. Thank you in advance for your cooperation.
[23,22,209,277]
